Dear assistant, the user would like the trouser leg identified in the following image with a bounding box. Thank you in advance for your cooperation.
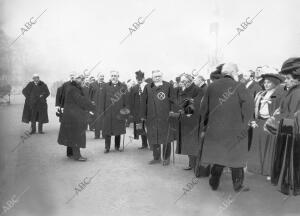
[133,123,138,139]
[163,142,171,160]
[188,155,196,168]
[141,135,148,147]
[38,122,43,133]
[95,129,100,138]
[211,164,224,177]
[72,147,81,159]
[105,135,111,150]
[31,121,36,132]
[115,135,121,149]
[209,164,225,190]
[152,144,161,160]
[67,147,73,157]
[231,167,244,191]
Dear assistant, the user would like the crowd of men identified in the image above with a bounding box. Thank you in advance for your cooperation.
[22,57,300,196]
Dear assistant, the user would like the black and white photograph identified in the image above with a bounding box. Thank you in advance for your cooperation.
[0,0,300,215]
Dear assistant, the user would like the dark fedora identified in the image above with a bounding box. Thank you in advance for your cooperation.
[280,57,300,75]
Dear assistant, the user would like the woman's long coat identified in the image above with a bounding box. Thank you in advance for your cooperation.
[22,81,50,124]
[99,81,128,136]
[140,81,175,146]
[199,76,254,168]
[271,84,300,195]
[57,82,95,148]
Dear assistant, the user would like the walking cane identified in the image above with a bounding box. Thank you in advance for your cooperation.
[122,133,125,151]
[172,140,175,164]
[122,119,126,152]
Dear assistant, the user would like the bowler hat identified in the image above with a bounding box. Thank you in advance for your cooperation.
[135,70,144,80]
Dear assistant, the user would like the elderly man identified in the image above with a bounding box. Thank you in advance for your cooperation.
[129,70,148,149]
[193,75,207,99]
[22,74,50,134]
[172,73,201,170]
[100,71,128,153]
[141,70,175,166]
[199,63,254,192]
[58,74,95,161]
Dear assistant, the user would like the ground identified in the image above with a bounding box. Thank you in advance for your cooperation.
[0,95,299,216]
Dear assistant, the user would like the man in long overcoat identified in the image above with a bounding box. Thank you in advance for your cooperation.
[99,71,128,153]
[199,63,254,192]
[22,74,50,134]
[141,70,175,166]
[57,74,95,161]
[90,73,105,139]
[129,70,148,149]
[57,72,76,158]
[173,74,201,170]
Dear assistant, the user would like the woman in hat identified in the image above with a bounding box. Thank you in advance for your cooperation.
[247,72,285,179]
[267,57,300,195]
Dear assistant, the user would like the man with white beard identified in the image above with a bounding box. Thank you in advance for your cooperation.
[141,70,175,166]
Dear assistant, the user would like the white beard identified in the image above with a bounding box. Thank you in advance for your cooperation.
[154,81,163,87]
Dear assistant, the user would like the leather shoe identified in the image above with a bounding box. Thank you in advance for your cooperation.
[74,156,87,162]
[183,166,192,170]
[148,159,161,165]
[234,185,249,192]
[163,158,170,166]
[104,149,109,153]
[209,175,221,190]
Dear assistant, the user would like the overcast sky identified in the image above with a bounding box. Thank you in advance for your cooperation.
[2,0,300,83]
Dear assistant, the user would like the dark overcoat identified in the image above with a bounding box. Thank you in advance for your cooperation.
[55,86,63,107]
[59,81,72,108]
[140,81,175,146]
[271,84,300,195]
[246,80,262,98]
[175,83,202,156]
[55,85,63,122]
[99,81,128,136]
[200,76,254,167]
[22,81,50,123]
[57,81,95,148]
[92,82,105,130]
[129,83,145,122]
